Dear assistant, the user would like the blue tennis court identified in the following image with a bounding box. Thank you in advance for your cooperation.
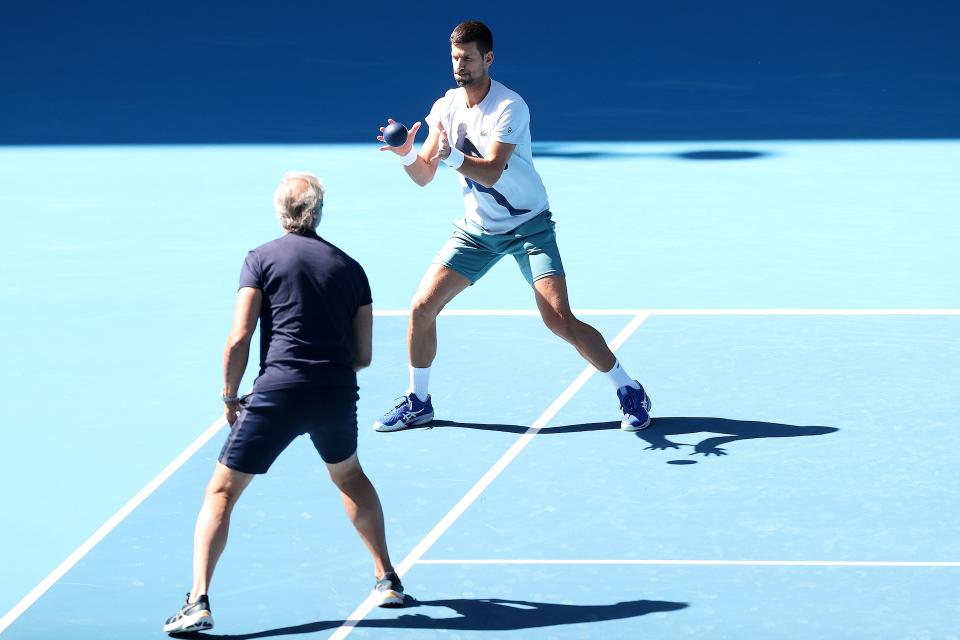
[1,139,958,638]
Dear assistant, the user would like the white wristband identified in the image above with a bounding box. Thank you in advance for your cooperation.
[442,147,465,170]
[399,148,418,166]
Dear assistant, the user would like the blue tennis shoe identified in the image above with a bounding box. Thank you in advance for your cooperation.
[617,382,652,431]
[374,394,435,432]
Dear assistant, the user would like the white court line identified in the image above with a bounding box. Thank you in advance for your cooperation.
[326,312,650,640]
[374,308,960,317]
[418,559,960,568]
[0,416,229,636]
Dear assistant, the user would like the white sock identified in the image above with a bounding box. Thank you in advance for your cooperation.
[605,360,639,390]
[408,366,431,402]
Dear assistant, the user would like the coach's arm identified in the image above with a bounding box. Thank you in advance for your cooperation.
[352,303,373,371]
[223,287,261,425]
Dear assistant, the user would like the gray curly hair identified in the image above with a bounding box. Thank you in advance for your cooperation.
[274,172,324,233]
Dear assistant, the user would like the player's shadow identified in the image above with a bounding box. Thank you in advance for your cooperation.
[191,596,687,638]
[425,417,837,459]
[532,143,772,161]
[631,417,837,458]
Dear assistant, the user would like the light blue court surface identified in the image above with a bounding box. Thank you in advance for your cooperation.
[1,142,958,638]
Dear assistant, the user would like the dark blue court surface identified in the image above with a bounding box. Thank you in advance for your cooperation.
[2,1,958,144]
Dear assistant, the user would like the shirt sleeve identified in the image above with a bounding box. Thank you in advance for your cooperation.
[357,264,372,306]
[238,250,262,290]
[493,98,530,144]
[425,94,450,138]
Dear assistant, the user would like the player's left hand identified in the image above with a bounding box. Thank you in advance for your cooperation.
[430,120,452,163]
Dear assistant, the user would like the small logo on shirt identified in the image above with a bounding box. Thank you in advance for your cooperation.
[480,131,488,136]
[506,126,513,134]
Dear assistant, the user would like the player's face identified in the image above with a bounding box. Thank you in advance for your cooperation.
[451,42,491,87]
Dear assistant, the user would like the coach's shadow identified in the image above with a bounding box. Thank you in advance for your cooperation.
[427,417,837,459]
[191,596,687,638]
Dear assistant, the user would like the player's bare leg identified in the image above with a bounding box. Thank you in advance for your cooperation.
[374,265,470,432]
[191,463,254,600]
[534,275,652,430]
[533,275,616,371]
[408,264,471,367]
[325,453,395,580]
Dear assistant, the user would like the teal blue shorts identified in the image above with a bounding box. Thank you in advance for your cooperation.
[432,211,565,285]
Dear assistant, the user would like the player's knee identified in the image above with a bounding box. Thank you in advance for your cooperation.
[204,481,242,507]
[330,469,359,490]
[327,454,364,488]
[542,311,576,341]
[410,295,441,326]
[205,467,248,502]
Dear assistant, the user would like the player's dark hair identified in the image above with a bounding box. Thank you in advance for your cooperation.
[450,20,493,55]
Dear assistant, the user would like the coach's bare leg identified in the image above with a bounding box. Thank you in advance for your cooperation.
[191,463,254,600]
[408,265,471,368]
[534,275,617,372]
[327,452,394,578]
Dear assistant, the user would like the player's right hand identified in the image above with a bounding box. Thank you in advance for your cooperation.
[378,119,421,154]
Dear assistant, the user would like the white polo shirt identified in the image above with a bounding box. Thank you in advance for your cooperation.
[426,80,549,234]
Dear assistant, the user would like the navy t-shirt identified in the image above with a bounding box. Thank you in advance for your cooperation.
[239,232,372,392]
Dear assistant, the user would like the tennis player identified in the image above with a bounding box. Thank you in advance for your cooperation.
[374,20,651,432]
[163,172,403,635]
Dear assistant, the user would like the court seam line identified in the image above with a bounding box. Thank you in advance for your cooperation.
[374,308,960,316]
[326,312,650,640]
[416,559,960,568]
[0,415,229,635]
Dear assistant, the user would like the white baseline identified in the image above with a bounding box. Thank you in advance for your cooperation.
[374,308,960,316]
[418,559,960,568]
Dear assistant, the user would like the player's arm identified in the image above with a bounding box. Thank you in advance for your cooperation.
[378,119,441,187]
[457,140,515,187]
[352,303,373,371]
[432,120,515,188]
[222,287,261,423]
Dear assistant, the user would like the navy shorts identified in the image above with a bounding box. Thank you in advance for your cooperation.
[218,387,359,474]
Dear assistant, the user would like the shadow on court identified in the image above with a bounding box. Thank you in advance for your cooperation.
[192,597,687,638]
[425,417,837,461]
[532,145,773,161]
